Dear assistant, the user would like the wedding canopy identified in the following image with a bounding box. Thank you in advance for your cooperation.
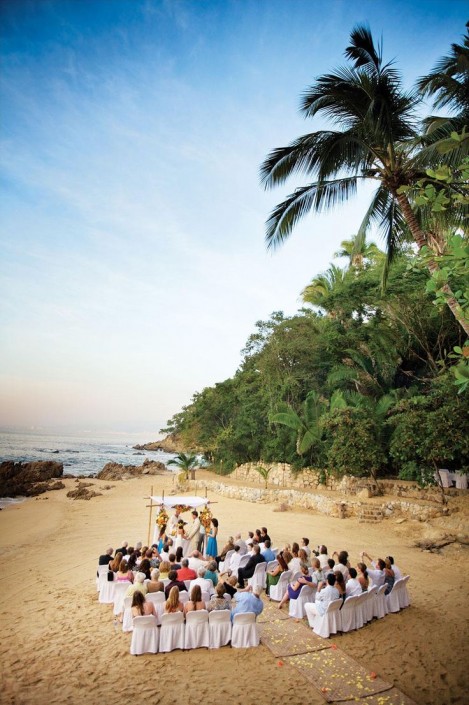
[149,495,209,509]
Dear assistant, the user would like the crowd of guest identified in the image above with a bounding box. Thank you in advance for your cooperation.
[99,523,404,626]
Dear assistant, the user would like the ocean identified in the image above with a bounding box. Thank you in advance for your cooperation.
[0,430,177,505]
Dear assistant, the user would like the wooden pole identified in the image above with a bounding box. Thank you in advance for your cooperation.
[147,485,154,546]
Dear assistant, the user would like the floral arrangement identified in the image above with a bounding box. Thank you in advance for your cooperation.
[156,507,169,529]
[199,505,212,530]
[174,504,192,514]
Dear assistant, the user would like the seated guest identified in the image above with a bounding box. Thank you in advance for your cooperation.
[222,574,239,599]
[357,562,369,592]
[168,553,181,572]
[386,556,402,581]
[149,546,160,568]
[301,538,311,559]
[245,531,254,548]
[261,540,276,563]
[254,529,262,544]
[138,558,152,581]
[318,545,329,570]
[310,558,323,590]
[110,552,123,573]
[115,542,128,557]
[334,571,346,602]
[187,551,207,573]
[383,559,395,595]
[207,582,231,611]
[332,550,350,580]
[299,548,310,566]
[323,558,336,581]
[177,558,197,582]
[215,537,236,568]
[147,568,164,593]
[127,552,138,572]
[184,584,206,613]
[158,561,171,580]
[260,527,271,543]
[131,591,157,618]
[164,586,184,614]
[346,567,362,597]
[266,551,291,596]
[125,572,148,598]
[229,545,242,575]
[164,570,186,599]
[175,546,184,565]
[116,559,134,583]
[361,552,386,587]
[98,547,113,567]
[189,566,214,596]
[237,545,266,588]
[231,584,264,621]
[234,533,247,555]
[204,561,219,587]
[288,543,301,574]
[304,574,340,625]
[278,563,312,609]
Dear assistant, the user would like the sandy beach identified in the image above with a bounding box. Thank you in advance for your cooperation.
[0,471,467,705]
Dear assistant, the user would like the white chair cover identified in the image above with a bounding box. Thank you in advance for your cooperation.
[269,570,292,602]
[455,472,468,489]
[130,615,159,655]
[399,575,411,609]
[266,560,278,573]
[248,562,267,589]
[184,580,192,592]
[201,590,211,607]
[179,590,189,604]
[99,572,115,604]
[354,591,369,628]
[113,582,129,616]
[305,598,342,638]
[385,578,402,613]
[366,585,378,622]
[231,612,259,648]
[219,549,235,573]
[122,596,134,632]
[159,612,185,652]
[145,592,166,624]
[272,548,279,557]
[184,609,210,649]
[288,584,316,619]
[96,565,109,591]
[374,584,388,619]
[340,595,358,632]
[208,610,232,648]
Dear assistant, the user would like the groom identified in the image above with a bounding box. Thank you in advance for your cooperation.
[186,510,201,553]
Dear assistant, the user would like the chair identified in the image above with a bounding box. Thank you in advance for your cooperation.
[365,585,377,622]
[146,592,166,623]
[248,563,267,589]
[340,595,359,632]
[184,609,210,649]
[96,565,109,591]
[231,612,259,648]
[266,560,278,573]
[159,612,185,652]
[399,575,411,609]
[305,598,342,639]
[436,469,452,488]
[219,549,235,573]
[201,590,211,606]
[122,596,134,632]
[233,554,251,579]
[272,548,279,558]
[209,610,232,648]
[130,615,159,655]
[269,570,292,602]
[455,472,468,490]
[374,584,388,619]
[99,572,115,604]
[385,579,402,614]
[113,582,129,617]
[184,580,191,592]
[354,591,369,629]
[289,584,316,619]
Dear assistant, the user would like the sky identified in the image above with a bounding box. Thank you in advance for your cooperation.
[1,0,467,435]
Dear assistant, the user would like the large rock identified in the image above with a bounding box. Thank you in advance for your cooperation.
[0,461,64,497]
[96,458,167,481]
[67,482,102,500]
[133,434,198,453]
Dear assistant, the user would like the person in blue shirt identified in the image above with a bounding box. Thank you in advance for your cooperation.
[231,584,264,621]
[261,539,276,563]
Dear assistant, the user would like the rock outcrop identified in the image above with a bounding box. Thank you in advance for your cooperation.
[0,461,64,497]
[67,482,102,500]
[133,434,195,453]
[96,458,167,481]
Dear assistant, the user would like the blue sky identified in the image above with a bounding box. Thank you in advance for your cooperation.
[1,0,467,434]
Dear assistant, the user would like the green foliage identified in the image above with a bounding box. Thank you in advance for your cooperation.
[322,407,386,479]
[254,465,271,488]
[167,453,199,480]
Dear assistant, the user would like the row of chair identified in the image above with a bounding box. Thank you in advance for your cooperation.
[120,590,218,631]
[130,610,259,655]
[306,577,411,638]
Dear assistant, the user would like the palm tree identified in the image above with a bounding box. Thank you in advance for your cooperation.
[260,25,469,335]
[334,234,383,270]
[167,452,199,480]
[301,264,347,313]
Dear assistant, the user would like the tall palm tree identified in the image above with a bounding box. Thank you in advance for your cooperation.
[334,234,383,270]
[301,263,347,313]
[167,452,199,480]
[260,25,469,335]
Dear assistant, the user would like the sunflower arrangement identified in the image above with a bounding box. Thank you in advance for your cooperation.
[174,504,191,514]
[156,507,169,529]
[199,505,212,530]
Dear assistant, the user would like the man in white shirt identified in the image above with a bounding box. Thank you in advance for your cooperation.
[345,567,362,597]
[304,574,340,625]
[362,552,385,587]
[189,566,215,596]
[235,533,248,555]
[188,551,207,573]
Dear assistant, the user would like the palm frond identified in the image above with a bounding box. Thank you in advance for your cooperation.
[345,24,382,72]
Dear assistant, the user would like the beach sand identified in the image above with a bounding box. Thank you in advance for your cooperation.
[0,471,467,705]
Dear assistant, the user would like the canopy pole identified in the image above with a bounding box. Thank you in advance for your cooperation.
[147,485,154,546]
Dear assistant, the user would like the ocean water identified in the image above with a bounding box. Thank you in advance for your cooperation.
[0,430,177,502]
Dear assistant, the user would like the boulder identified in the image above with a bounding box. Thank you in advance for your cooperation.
[0,460,63,497]
[133,434,198,453]
[67,482,102,500]
[96,458,167,481]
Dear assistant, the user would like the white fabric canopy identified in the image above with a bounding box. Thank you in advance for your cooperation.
[150,495,209,509]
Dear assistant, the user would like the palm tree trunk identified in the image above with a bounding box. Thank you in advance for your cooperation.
[396,193,469,336]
